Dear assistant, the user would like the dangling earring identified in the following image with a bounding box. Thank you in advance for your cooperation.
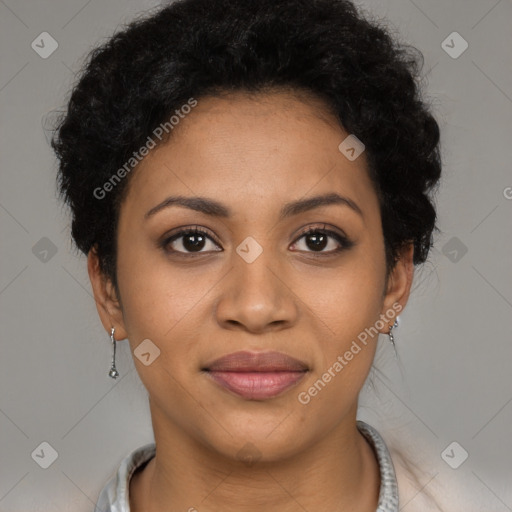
[388,318,399,355]
[108,327,119,379]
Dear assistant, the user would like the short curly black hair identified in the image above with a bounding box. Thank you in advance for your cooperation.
[51,0,441,290]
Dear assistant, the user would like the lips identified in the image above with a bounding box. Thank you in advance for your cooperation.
[204,350,309,372]
[203,351,308,400]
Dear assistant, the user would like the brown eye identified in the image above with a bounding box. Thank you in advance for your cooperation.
[163,228,222,254]
[290,227,353,254]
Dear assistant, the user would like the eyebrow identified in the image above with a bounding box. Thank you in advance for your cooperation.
[144,192,363,221]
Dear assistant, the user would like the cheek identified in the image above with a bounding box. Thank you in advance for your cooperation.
[116,240,205,335]
[297,255,385,338]
[114,244,220,433]
[295,265,383,416]
[114,245,208,384]
[296,253,386,384]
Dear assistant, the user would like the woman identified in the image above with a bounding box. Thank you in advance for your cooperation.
[51,0,442,510]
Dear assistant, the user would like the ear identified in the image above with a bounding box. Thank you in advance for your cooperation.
[87,246,128,340]
[378,243,414,334]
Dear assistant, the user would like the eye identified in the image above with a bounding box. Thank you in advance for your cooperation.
[290,226,353,254]
[162,227,222,254]
[161,225,352,256]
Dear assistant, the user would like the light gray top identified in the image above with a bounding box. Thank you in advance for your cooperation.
[95,420,399,512]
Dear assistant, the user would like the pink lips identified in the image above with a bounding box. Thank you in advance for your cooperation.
[203,351,308,400]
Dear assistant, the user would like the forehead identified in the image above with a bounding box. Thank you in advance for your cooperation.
[121,90,379,222]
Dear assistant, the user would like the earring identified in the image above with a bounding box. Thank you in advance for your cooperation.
[388,318,399,354]
[108,327,119,379]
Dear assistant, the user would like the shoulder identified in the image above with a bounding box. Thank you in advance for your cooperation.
[389,438,482,511]
[95,443,156,512]
[357,420,400,512]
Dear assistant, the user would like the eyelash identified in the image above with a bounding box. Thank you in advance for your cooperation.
[161,225,353,257]
[292,226,354,254]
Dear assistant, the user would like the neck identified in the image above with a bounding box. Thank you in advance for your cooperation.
[130,404,380,512]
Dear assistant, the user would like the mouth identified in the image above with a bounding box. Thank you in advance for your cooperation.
[202,351,309,400]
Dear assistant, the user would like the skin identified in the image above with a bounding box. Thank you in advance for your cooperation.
[88,90,414,512]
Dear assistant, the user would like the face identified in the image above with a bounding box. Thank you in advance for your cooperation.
[90,90,412,461]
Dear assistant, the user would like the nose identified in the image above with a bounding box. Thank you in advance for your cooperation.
[214,246,299,334]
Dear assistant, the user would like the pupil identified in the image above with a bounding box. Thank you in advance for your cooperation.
[181,233,329,252]
[184,233,205,251]
[306,233,327,251]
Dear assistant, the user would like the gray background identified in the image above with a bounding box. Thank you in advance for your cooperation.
[1,0,511,510]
